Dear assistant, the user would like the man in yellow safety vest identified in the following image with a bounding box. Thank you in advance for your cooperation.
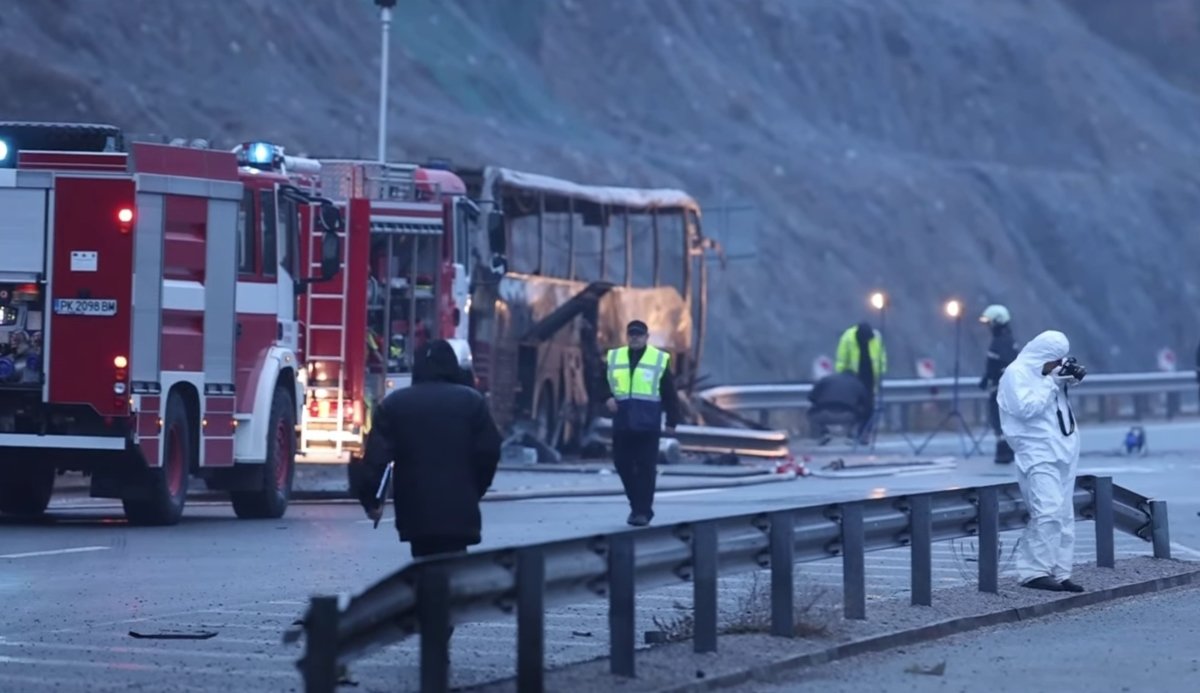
[601,320,681,527]
[835,321,887,442]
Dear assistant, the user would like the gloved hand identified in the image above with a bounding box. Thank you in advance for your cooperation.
[978,376,989,391]
[1051,366,1077,388]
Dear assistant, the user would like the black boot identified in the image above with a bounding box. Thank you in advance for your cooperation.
[1058,579,1085,593]
[1020,576,1064,591]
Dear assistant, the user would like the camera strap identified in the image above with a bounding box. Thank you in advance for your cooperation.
[1056,387,1076,436]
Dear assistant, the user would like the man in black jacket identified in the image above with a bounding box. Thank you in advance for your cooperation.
[978,305,1019,464]
[597,320,681,527]
[356,339,502,559]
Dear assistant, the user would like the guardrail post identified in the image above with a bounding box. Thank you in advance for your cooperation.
[417,567,451,693]
[608,534,636,678]
[1094,477,1115,568]
[909,495,932,607]
[301,596,339,693]
[769,510,795,637]
[692,522,718,653]
[1151,500,1171,560]
[516,548,545,693]
[978,487,999,594]
[841,503,866,620]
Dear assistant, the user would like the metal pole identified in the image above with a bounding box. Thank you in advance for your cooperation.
[608,534,636,678]
[417,567,451,693]
[769,510,795,637]
[692,522,718,653]
[909,495,932,607]
[978,487,999,593]
[1151,500,1171,559]
[516,548,546,693]
[301,596,340,693]
[377,5,392,162]
[841,503,866,620]
[1094,477,1115,568]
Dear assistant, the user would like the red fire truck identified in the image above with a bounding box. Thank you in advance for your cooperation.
[0,123,342,525]
[295,158,477,461]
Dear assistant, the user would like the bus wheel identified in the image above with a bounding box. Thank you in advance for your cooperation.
[0,463,55,517]
[124,391,191,526]
[232,386,295,520]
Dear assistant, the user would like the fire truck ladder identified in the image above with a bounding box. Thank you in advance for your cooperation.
[299,217,353,462]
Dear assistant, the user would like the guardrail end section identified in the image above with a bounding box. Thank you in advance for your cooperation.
[300,595,340,693]
[1151,500,1171,560]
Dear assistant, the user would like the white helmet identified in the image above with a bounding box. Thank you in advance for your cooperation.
[979,304,1011,325]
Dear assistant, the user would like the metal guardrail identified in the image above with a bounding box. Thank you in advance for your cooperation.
[589,419,790,459]
[287,475,1170,692]
[699,370,1197,413]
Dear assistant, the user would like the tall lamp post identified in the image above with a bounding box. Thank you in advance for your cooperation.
[857,291,888,450]
[375,0,398,163]
[913,299,979,457]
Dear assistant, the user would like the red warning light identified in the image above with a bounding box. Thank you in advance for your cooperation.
[117,207,134,225]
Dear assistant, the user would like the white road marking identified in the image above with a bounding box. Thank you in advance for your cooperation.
[0,546,110,559]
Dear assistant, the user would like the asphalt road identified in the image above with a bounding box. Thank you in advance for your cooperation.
[2,419,1198,692]
[734,583,1200,693]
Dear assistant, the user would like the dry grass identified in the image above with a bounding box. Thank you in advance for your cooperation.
[650,571,835,643]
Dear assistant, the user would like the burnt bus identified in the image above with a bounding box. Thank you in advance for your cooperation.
[457,165,711,450]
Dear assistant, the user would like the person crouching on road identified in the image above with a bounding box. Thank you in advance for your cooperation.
[357,339,502,560]
[601,320,681,527]
[997,330,1086,593]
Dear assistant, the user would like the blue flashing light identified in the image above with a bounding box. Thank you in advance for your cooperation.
[247,141,275,166]
[0,138,10,164]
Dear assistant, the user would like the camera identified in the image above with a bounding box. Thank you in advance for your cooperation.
[1059,356,1087,382]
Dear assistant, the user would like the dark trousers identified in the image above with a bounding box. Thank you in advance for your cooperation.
[408,537,470,646]
[612,430,660,517]
[808,406,863,439]
[987,390,1014,463]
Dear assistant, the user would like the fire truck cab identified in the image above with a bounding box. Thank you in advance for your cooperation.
[297,158,477,461]
[0,123,343,525]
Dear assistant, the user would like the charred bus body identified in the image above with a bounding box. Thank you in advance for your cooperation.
[459,166,710,451]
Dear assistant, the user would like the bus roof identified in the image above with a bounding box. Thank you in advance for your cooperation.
[485,166,699,213]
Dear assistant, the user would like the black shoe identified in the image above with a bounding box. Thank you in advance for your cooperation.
[1020,576,1064,591]
[626,512,637,526]
[628,514,649,527]
[1058,579,1085,593]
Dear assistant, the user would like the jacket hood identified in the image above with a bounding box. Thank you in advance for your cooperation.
[413,339,463,384]
[1012,330,1069,373]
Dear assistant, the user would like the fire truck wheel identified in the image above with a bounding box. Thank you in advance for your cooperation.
[0,462,55,517]
[231,385,295,520]
[123,391,191,526]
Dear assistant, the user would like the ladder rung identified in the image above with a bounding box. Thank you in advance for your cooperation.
[306,357,345,362]
[308,294,344,299]
[307,325,345,331]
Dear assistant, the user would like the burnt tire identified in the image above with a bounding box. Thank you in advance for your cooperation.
[231,386,295,520]
[0,462,55,517]
[123,391,191,526]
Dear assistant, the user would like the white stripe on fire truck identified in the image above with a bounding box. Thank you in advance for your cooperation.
[159,280,277,315]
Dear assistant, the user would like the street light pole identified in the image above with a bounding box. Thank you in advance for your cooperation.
[375,0,397,163]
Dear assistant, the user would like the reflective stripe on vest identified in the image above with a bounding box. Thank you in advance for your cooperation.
[607,345,669,402]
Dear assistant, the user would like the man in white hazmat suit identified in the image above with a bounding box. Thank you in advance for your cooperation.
[997,330,1086,592]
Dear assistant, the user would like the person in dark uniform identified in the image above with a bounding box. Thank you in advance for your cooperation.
[355,339,502,559]
[599,320,681,527]
[978,305,1019,464]
[807,371,872,444]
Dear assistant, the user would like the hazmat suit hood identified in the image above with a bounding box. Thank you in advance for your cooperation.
[997,330,1080,473]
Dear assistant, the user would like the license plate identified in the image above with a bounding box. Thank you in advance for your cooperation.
[53,298,118,316]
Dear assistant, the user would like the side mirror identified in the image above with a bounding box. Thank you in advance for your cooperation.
[486,210,506,257]
[319,229,341,281]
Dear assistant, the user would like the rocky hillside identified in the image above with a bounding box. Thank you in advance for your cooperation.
[3,0,1199,383]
